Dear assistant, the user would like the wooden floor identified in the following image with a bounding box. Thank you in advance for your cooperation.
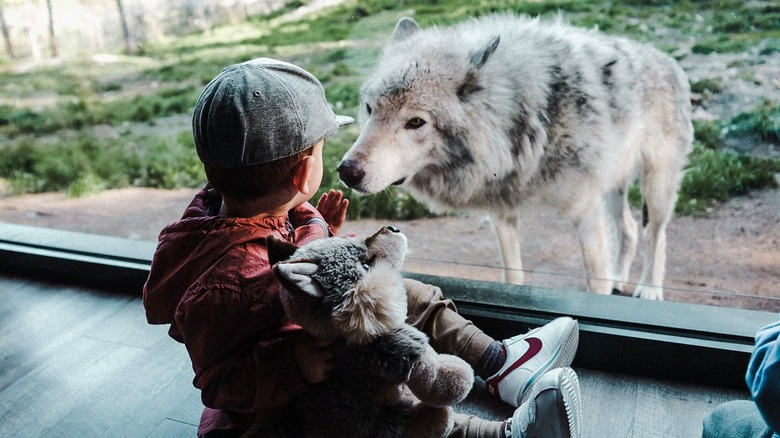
[0,274,748,438]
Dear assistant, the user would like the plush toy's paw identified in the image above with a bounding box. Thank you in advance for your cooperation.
[407,346,474,407]
[429,353,475,404]
[409,404,454,438]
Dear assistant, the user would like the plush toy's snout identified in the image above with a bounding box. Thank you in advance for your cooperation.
[366,225,408,269]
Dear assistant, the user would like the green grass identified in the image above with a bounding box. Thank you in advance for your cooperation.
[0,131,203,196]
[1,0,779,220]
[690,78,724,100]
[725,99,780,145]
[677,142,780,215]
[692,120,725,150]
[0,85,201,137]
[670,101,780,215]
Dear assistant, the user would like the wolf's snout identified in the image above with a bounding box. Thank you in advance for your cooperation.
[337,159,365,188]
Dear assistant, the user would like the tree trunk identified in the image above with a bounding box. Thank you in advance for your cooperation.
[79,0,105,51]
[115,0,135,54]
[0,0,14,57]
[45,0,57,57]
[25,0,41,62]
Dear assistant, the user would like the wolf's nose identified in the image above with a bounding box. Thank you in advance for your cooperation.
[386,225,400,233]
[337,159,365,188]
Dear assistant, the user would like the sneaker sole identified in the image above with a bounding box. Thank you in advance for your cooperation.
[559,367,582,438]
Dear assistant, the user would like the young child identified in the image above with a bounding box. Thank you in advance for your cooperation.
[143,58,581,438]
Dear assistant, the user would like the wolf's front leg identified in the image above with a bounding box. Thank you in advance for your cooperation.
[494,215,525,284]
[576,200,616,295]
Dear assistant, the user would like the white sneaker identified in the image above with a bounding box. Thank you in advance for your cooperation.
[486,317,579,407]
[502,367,582,438]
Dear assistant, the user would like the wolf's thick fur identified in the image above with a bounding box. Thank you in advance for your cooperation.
[252,227,474,438]
[338,15,693,300]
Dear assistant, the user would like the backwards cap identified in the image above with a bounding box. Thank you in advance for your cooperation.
[193,58,354,167]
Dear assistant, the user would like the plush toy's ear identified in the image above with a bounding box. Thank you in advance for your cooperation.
[274,261,324,298]
[392,17,421,42]
[267,235,299,267]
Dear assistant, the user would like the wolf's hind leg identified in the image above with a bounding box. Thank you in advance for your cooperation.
[634,144,687,300]
[606,186,639,293]
[634,169,679,300]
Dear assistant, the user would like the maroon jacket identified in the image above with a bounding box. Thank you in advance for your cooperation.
[142,187,329,434]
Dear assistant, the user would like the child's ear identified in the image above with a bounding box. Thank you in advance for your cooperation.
[291,155,314,195]
[273,261,324,298]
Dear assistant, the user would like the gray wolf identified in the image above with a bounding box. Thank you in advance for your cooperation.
[337,15,692,300]
[255,226,473,438]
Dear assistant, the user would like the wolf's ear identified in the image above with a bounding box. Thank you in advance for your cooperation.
[267,235,299,267]
[392,17,420,42]
[459,35,500,100]
[468,35,500,70]
[273,261,325,298]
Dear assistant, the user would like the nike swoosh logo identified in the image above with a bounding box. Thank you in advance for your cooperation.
[487,337,543,396]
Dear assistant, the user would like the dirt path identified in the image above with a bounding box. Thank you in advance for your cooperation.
[1,186,778,311]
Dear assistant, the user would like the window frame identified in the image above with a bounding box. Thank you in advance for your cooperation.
[1,222,772,390]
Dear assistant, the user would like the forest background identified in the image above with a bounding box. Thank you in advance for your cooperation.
[0,0,779,218]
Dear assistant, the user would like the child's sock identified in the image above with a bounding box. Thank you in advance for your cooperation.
[475,340,507,379]
[501,419,511,438]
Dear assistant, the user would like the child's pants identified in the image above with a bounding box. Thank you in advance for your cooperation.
[450,413,504,438]
[404,279,495,366]
[405,279,506,438]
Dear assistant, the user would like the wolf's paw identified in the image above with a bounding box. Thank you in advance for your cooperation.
[633,285,664,300]
[504,269,525,285]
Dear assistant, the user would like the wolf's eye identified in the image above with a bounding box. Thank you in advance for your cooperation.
[361,263,371,271]
[405,117,426,129]
[365,104,372,115]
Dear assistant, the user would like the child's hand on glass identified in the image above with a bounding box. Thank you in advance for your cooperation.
[316,189,349,236]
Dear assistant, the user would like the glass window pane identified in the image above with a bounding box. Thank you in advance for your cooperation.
[0,0,777,312]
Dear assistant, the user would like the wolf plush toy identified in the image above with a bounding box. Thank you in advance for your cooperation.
[255,226,474,438]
